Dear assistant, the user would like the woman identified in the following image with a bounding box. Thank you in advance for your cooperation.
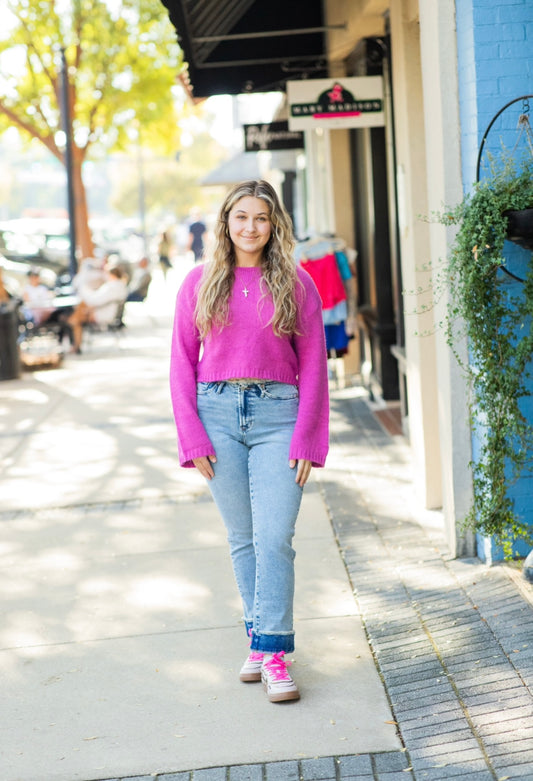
[67,265,127,353]
[170,180,329,703]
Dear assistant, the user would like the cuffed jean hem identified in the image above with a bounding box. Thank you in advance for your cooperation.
[244,620,295,654]
[249,630,295,654]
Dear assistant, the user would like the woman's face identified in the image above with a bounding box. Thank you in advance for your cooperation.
[227,196,272,266]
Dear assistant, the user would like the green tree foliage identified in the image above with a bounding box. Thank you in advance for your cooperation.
[0,0,182,258]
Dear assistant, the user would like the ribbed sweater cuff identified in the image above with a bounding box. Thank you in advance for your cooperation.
[288,447,328,468]
[179,443,216,469]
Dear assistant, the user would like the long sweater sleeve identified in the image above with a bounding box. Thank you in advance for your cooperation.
[169,267,216,467]
[289,272,329,466]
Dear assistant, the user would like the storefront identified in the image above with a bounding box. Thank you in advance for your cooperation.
[160,0,533,562]
[159,0,463,552]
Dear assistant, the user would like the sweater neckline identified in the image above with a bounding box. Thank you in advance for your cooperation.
[234,265,262,273]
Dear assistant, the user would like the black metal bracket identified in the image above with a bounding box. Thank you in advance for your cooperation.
[475,95,533,283]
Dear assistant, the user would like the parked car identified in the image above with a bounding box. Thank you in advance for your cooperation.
[0,224,69,277]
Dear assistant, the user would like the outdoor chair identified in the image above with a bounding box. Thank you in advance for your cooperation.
[82,300,126,351]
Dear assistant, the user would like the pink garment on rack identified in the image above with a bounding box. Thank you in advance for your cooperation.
[300,253,347,311]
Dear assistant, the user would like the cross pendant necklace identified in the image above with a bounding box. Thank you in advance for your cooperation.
[242,287,249,297]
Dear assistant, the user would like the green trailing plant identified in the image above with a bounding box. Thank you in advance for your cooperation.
[436,150,533,555]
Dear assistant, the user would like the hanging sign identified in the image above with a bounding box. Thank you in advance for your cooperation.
[243,120,304,152]
[287,76,384,130]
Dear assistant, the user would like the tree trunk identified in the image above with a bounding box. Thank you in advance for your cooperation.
[72,147,94,261]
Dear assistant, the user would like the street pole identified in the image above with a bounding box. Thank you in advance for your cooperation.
[137,127,148,258]
[60,47,78,276]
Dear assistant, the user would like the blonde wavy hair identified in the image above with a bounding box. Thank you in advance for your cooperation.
[194,180,302,338]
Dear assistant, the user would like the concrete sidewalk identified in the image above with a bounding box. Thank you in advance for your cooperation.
[1,262,533,780]
[1,264,398,781]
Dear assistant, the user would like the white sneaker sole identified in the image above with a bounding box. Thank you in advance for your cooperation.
[240,669,262,683]
[262,679,300,702]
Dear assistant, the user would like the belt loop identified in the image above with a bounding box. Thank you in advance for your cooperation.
[216,381,226,394]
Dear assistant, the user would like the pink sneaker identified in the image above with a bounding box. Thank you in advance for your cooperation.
[261,652,300,702]
[239,650,265,682]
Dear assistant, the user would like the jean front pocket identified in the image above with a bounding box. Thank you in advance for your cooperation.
[262,382,299,401]
[197,381,224,396]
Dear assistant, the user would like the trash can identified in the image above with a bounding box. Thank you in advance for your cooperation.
[0,301,21,380]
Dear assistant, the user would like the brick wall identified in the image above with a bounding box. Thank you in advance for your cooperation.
[456,0,533,186]
[454,0,533,561]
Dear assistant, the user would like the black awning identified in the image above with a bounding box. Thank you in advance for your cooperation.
[160,0,330,97]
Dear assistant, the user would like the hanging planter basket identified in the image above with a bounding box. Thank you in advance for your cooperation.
[475,94,533,280]
[505,207,533,250]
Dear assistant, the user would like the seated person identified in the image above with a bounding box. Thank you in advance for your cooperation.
[0,266,11,303]
[22,268,55,326]
[72,257,107,292]
[67,266,127,353]
[126,257,152,302]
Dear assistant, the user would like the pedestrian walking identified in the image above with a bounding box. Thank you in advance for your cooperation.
[158,231,172,278]
[187,207,207,263]
[170,180,329,703]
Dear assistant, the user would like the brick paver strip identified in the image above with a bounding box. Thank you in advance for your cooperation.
[190,769,227,781]
[230,765,264,781]
[318,393,533,780]
[300,757,337,779]
[265,760,300,781]
[337,754,373,775]
[157,775,191,781]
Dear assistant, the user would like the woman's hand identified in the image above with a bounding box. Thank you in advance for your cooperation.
[193,455,217,480]
[289,459,312,486]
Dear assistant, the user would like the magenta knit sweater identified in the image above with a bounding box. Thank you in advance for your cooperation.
[170,264,329,468]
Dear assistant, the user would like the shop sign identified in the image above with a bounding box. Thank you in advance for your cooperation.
[243,121,304,151]
[287,76,384,130]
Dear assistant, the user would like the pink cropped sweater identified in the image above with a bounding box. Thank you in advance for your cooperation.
[170,264,329,469]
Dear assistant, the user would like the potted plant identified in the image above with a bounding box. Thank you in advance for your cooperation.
[505,205,533,250]
[435,148,533,557]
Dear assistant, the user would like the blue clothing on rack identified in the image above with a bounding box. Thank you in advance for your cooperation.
[325,322,350,352]
[334,250,352,281]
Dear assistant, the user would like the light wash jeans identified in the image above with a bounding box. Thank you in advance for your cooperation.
[196,380,304,653]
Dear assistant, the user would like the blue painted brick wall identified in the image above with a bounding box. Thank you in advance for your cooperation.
[455,0,533,561]
[456,0,533,185]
